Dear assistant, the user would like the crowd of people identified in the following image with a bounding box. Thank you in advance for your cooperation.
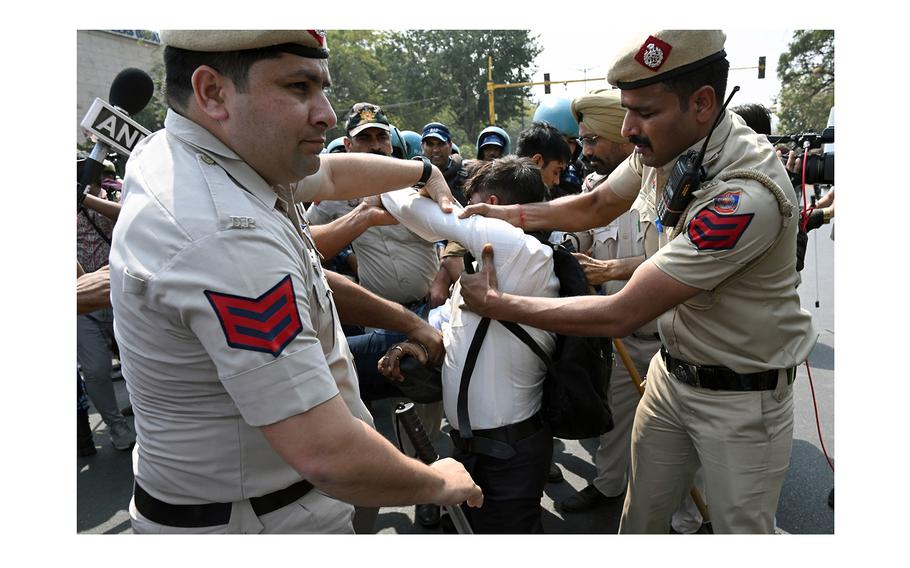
[76,28,832,535]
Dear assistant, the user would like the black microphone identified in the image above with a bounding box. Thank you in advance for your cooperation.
[109,67,155,115]
[78,68,154,207]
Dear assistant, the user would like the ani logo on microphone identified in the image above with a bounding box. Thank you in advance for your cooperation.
[80,98,152,156]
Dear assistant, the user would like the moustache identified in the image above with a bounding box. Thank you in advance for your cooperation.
[628,135,651,148]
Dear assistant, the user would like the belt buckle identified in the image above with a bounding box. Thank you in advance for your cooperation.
[673,362,698,387]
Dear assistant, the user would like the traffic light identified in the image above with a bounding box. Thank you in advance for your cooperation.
[544,73,550,94]
[758,56,766,79]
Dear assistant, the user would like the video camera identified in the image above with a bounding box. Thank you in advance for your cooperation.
[768,126,834,186]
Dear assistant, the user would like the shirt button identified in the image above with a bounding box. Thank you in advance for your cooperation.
[200,154,215,165]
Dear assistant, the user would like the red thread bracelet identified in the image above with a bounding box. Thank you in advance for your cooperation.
[518,204,526,229]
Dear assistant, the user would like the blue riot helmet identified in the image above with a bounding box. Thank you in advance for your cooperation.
[390,126,407,159]
[476,125,511,160]
[324,136,347,154]
[401,130,423,159]
[532,95,579,139]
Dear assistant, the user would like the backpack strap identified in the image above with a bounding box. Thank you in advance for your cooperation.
[456,316,490,441]
[454,253,516,460]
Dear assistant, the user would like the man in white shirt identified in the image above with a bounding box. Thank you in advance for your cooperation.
[380,156,559,533]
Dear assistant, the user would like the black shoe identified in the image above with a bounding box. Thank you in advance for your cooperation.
[548,462,564,483]
[77,437,97,457]
[416,504,440,528]
[557,485,611,513]
[77,409,96,456]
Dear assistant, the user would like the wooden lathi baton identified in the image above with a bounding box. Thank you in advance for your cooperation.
[612,337,710,526]
[394,402,474,534]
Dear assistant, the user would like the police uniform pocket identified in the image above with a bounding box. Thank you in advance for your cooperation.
[122,267,148,295]
[592,225,619,244]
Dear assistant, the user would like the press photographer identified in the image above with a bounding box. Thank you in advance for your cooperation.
[771,122,835,270]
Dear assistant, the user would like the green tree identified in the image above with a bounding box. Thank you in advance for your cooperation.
[377,30,541,145]
[323,30,393,141]
[775,30,834,133]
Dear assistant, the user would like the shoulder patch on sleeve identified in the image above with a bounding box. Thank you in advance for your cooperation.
[204,275,303,357]
[687,208,754,251]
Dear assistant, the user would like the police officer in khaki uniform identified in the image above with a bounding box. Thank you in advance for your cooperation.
[458,30,817,533]
[109,30,481,534]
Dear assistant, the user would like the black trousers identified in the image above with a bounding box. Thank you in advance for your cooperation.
[453,422,553,534]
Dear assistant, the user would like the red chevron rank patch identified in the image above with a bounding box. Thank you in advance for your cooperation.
[204,275,303,357]
[687,208,755,251]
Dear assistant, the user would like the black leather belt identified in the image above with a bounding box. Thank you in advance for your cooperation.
[133,479,314,528]
[661,346,794,391]
[450,412,545,459]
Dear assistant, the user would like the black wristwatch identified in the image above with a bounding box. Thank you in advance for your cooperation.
[413,156,433,189]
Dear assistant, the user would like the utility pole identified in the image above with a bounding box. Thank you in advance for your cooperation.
[486,57,607,124]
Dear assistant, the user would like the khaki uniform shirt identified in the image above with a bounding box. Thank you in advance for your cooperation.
[109,109,371,505]
[306,200,439,305]
[605,111,817,372]
[577,172,658,337]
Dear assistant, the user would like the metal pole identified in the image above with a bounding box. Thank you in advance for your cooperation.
[395,402,474,534]
[487,56,496,124]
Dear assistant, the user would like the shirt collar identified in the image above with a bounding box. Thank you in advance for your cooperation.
[164,109,279,210]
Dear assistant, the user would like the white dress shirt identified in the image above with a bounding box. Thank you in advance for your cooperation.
[381,189,559,430]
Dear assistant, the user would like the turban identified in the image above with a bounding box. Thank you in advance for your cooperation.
[571,89,626,144]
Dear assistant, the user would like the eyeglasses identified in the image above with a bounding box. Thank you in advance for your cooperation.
[576,135,601,148]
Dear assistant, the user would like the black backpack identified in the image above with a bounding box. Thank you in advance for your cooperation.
[459,239,614,442]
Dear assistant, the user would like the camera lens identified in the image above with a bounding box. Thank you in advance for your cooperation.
[804,152,834,185]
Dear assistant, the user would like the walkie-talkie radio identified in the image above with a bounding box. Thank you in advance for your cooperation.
[656,86,740,230]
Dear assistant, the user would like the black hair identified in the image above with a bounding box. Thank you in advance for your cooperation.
[163,45,290,112]
[515,122,572,166]
[662,57,729,113]
[731,103,772,135]
[463,155,547,206]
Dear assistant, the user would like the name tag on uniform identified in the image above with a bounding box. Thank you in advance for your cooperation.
[230,216,256,229]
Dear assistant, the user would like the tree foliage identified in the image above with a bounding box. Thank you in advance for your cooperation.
[326,30,541,146]
[775,30,834,133]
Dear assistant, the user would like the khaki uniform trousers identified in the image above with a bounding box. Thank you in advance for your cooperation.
[619,351,794,534]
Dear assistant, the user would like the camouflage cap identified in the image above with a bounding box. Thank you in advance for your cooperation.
[160,30,328,59]
[346,103,391,136]
[607,30,726,89]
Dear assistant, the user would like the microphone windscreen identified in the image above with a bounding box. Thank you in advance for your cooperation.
[109,68,155,115]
